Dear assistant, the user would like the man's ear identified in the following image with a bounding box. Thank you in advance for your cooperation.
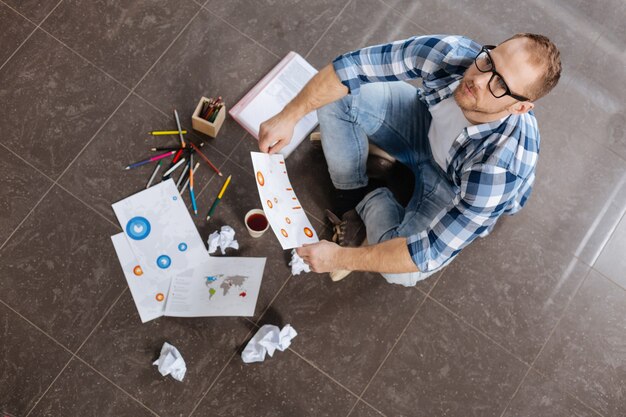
[509,101,534,115]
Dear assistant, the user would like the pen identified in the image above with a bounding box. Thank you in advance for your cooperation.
[124,150,176,170]
[206,175,232,220]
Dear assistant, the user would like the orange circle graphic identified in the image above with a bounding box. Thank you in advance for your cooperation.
[256,171,265,186]
[266,200,273,209]
[304,227,314,238]
[155,293,165,302]
[285,217,291,224]
[133,265,143,276]
[280,229,288,237]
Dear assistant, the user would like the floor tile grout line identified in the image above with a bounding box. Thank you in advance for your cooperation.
[525,369,607,417]
[253,274,294,325]
[71,355,162,417]
[55,183,123,231]
[346,399,388,417]
[496,366,535,417]
[37,3,211,186]
[0,184,54,252]
[0,289,135,415]
[0,299,75,357]
[72,287,128,356]
[287,347,363,399]
[303,0,354,61]
[35,25,136,92]
[346,283,435,415]
[590,266,626,293]
[0,0,64,72]
[348,297,427,415]
[426,295,533,367]
[496,267,609,417]
[186,327,258,417]
[375,0,433,37]
[198,6,281,61]
[23,355,75,417]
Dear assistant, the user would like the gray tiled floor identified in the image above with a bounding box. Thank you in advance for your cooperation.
[1,1,624,416]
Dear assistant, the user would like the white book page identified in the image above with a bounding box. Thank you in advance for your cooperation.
[232,53,318,157]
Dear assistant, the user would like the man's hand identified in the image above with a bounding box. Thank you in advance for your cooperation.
[258,112,297,154]
[296,240,344,273]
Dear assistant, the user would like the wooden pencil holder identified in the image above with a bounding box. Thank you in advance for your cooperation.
[192,96,226,138]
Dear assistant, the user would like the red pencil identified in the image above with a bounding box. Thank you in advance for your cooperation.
[189,142,222,176]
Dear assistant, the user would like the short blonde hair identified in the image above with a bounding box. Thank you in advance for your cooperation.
[502,33,561,101]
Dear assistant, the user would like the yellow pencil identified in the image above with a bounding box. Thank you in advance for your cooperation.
[206,175,232,220]
[148,130,188,135]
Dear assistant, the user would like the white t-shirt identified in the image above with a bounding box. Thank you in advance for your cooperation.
[428,95,472,171]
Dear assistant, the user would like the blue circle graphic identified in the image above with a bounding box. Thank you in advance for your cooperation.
[178,242,188,252]
[156,255,171,269]
[126,217,151,240]
[172,196,178,201]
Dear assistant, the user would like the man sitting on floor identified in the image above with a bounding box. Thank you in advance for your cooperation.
[259,33,561,286]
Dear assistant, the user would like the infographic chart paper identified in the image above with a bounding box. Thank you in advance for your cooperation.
[165,257,266,317]
[250,152,319,249]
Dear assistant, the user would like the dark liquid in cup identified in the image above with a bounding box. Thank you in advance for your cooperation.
[247,213,268,231]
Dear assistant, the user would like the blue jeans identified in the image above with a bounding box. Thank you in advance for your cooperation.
[317,82,457,286]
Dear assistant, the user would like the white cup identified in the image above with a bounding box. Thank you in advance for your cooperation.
[244,209,269,238]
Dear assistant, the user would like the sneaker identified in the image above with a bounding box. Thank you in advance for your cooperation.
[326,209,366,281]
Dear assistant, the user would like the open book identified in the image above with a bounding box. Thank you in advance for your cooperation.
[230,52,318,158]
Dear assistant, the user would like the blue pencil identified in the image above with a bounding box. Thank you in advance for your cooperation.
[189,153,197,215]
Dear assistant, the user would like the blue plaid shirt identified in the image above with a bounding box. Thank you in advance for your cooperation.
[332,35,539,272]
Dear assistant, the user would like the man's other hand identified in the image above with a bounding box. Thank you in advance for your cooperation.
[258,112,296,154]
[296,240,343,273]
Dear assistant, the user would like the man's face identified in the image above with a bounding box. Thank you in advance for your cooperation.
[454,38,542,116]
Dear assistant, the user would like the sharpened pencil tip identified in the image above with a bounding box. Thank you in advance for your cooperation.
[218,172,223,176]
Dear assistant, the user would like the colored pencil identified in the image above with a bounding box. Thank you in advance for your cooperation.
[180,162,200,193]
[206,175,232,220]
[173,109,186,147]
[146,160,163,188]
[189,153,197,214]
[175,160,190,188]
[172,148,184,164]
[124,150,175,170]
[162,157,186,178]
[189,142,222,176]
[150,146,184,152]
[148,130,187,136]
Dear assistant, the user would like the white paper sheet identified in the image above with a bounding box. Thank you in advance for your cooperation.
[164,256,266,317]
[112,178,208,287]
[111,233,172,322]
[250,152,319,249]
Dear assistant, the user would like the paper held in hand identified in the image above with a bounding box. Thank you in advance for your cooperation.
[250,151,319,249]
[230,52,319,158]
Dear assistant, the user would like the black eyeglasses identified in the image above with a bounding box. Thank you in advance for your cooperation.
[474,45,530,102]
